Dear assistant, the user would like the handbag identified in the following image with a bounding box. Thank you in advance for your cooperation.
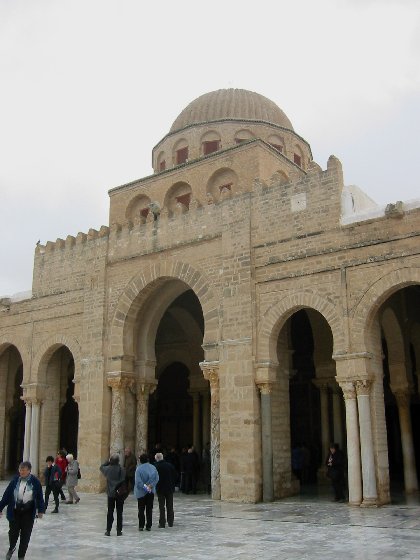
[77,467,81,479]
[115,467,129,500]
[115,479,129,500]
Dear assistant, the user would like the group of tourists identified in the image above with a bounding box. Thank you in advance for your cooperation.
[0,450,81,560]
[100,449,177,536]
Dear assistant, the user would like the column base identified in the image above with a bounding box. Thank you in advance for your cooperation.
[360,497,378,507]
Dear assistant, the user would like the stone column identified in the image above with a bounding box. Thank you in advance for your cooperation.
[356,380,378,506]
[107,376,132,462]
[394,390,418,493]
[340,381,362,505]
[201,363,220,500]
[331,384,344,448]
[22,399,32,462]
[29,399,41,476]
[192,392,200,453]
[201,391,210,446]
[313,381,331,466]
[135,382,156,457]
[257,382,274,502]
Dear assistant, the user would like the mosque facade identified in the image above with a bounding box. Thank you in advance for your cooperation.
[0,89,419,505]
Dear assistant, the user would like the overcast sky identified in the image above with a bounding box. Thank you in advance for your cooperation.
[1,0,419,297]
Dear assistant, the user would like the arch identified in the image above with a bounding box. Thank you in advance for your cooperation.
[0,335,30,381]
[234,128,254,143]
[351,267,420,352]
[163,181,192,214]
[173,138,189,165]
[108,261,219,365]
[268,133,285,154]
[206,167,238,202]
[293,144,304,168]
[125,193,152,222]
[32,334,81,384]
[257,290,344,364]
[156,150,166,172]
[200,130,221,156]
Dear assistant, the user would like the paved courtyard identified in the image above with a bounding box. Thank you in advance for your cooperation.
[1,481,420,559]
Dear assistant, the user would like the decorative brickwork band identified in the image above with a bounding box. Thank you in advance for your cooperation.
[200,362,220,500]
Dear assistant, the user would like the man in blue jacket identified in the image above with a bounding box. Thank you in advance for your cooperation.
[134,453,159,531]
[0,461,45,560]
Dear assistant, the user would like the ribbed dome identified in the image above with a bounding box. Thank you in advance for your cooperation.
[170,89,294,133]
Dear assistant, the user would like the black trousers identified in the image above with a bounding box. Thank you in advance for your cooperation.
[8,509,34,559]
[45,484,60,510]
[184,472,197,494]
[137,493,154,529]
[107,496,124,532]
[157,492,174,527]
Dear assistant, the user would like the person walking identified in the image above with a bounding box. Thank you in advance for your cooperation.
[134,453,159,532]
[123,448,137,492]
[0,461,45,560]
[43,456,62,513]
[100,454,126,536]
[326,443,346,502]
[154,452,176,528]
[65,454,80,504]
[55,450,68,502]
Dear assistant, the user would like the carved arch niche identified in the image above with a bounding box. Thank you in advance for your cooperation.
[164,181,193,215]
[206,167,238,203]
[126,194,152,224]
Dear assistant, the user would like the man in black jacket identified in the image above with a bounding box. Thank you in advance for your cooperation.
[154,452,176,528]
[44,456,62,513]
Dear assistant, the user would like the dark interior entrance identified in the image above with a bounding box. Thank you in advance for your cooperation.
[148,362,192,451]
[8,363,25,471]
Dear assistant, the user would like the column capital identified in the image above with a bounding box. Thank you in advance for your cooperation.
[312,379,329,391]
[200,361,219,388]
[21,383,47,403]
[355,378,372,397]
[107,354,135,375]
[136,381,157,397]
[107,374,135,390]
[256,382,274,395]
[392,388,412,408]
[338,381,356,400]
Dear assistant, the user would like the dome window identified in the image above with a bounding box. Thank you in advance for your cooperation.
[271,144,283,153]
[176,147,189,165]
[219,183,232,193]
[293,153,302,166]
[203,140,220,155]
[159,160,166,171]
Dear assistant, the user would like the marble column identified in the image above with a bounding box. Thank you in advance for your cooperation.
[29,399,41,476]
[201,364,220,500]
[22,399,32,462]
[135,382,156,457]
[257,382,274,502]
[331,385,344,448]
[340,382,362,505]
[192,392,200,453]
[108,376,132,462]
[356,380,378,506]
[394,390,418,493]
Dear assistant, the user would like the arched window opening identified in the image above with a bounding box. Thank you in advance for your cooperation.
[203,140,220,155]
